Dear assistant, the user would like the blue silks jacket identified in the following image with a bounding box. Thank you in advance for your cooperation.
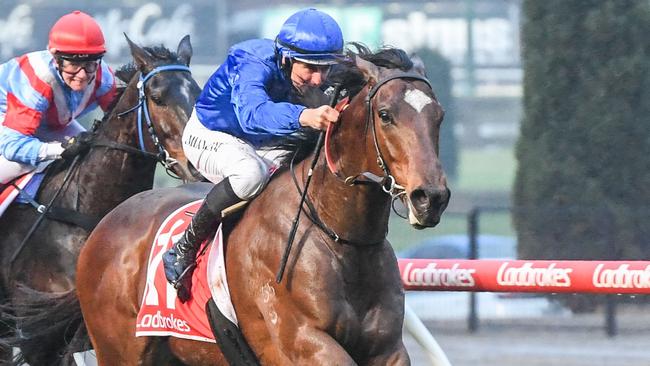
[194,39,305,147]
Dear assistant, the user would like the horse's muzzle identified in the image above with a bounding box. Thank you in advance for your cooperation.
[407,186,451,228]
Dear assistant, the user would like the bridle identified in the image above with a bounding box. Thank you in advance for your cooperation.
[325,72,433,200]
[107,64,192,177]
[295,72,434,245]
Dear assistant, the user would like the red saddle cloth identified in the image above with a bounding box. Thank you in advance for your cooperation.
[0,172,35,217]
[136,200,222,343]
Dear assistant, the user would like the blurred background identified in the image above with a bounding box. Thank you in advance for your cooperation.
[3,1,649,365]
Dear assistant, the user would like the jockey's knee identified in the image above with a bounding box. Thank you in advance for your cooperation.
[228,159,270,200]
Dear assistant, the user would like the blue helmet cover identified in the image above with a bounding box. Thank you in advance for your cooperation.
[276,8,344,64]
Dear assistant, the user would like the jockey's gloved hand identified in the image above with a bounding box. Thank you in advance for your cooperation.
[38,142,65,161]
[61,131,94,160]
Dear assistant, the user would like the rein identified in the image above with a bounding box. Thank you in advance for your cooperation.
[116,64,192,177]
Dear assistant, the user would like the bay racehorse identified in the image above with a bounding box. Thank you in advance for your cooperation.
[0,35,201,364]
[22,44,450,365]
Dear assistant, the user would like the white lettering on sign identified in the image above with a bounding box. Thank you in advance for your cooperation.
[0,5,34,59]
[95,3,195,60]
[593,264,650,289]
[496,262,572,287]
[402,262,476,287]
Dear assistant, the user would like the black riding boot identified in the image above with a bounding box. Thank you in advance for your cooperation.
[162,178,240,302]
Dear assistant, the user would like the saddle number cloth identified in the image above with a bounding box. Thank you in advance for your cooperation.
[0,172,35,217]
[136,200,237,343]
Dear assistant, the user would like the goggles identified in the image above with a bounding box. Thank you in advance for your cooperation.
[58,59,101,75]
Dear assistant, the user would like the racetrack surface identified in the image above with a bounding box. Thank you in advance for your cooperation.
[404,305,650,366]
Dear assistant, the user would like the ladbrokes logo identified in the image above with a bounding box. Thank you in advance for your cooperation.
[593,264,650,289]
[138,311,191,333]
[497,262,572,287]
[402,262,476,287]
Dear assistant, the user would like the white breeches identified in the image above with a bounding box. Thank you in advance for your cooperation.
[182,111,291,200]
[0,120,85,184]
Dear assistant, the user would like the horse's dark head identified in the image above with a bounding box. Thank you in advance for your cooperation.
[121,35,202,181]
[341,46,450,228]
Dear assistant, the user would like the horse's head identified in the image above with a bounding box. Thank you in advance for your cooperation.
[335,46,450,228]
[122,34,202,182]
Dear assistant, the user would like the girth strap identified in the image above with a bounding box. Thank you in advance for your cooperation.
[46,206,101,232]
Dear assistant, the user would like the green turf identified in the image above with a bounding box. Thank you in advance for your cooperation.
[456,147,516,191]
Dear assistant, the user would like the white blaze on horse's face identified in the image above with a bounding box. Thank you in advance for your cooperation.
[404,88,433,113]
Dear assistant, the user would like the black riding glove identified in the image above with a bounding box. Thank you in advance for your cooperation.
[61,131,94,160]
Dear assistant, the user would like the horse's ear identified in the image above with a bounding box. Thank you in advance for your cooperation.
[410,55,427,76]
[177,35,193,66]
[354,55,379,87]
[124,33,154,73]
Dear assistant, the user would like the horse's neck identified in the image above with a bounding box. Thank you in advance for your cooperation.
[303,99,391,244]
[74,84,156,215]
[98,83,141,145]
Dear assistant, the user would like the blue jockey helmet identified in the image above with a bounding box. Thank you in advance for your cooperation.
[276,8,344,65]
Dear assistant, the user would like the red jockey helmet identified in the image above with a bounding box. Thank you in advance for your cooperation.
[48,11,106,58]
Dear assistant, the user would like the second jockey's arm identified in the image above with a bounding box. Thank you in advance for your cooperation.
[0,127,63,165]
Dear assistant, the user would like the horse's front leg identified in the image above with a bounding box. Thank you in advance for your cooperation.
[252,293,357,365]
[365,343,410,365]
[283,326,358,366]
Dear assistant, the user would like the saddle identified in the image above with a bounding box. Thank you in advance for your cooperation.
[137,200,259,365]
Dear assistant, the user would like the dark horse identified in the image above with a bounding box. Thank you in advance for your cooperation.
[0,35,201,364]
[25,45,449,365]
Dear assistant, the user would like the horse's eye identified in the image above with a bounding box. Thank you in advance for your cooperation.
[150,94,165,106]
[378,109,393,125]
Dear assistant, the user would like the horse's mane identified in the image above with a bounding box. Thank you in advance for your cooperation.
[277,43,414,163]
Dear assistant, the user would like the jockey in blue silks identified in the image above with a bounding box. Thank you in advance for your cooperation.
[163,8,345,301]
[0,11,116,184]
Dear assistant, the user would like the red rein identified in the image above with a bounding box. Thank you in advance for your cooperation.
[325,96,350,175]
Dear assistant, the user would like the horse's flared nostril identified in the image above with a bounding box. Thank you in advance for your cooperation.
[409,187,450,212]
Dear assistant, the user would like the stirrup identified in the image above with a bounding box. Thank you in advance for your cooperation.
[171,262,198,289]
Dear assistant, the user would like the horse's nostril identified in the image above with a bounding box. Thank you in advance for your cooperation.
[410,189,430,209]
[410,187,451,210]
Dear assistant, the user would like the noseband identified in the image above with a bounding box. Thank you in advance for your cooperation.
[115,64,192,176]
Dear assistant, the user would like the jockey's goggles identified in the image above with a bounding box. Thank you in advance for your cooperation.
[294,60,332,75]
[58,59,101,75]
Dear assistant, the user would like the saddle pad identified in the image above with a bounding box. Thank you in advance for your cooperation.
[136,200,238,343]
[14,171,46,205]
[0,160,51,217]
[0,172,35,217]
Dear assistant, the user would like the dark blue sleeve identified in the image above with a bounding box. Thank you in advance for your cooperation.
[229,56,305,136]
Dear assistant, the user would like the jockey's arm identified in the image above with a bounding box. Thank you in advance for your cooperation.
[0,86,59,165]
[231,57,304,136]
[0,127,63,165]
